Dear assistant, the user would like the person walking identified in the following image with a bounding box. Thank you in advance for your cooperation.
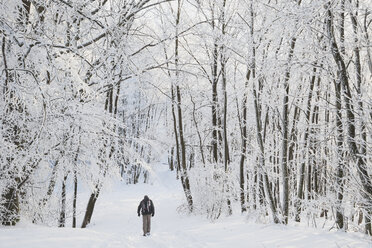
[137,195,155,236]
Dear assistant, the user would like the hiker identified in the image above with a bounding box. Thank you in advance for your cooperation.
[137,195,155,236]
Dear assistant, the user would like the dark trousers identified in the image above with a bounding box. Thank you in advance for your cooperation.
[142,214,151,234]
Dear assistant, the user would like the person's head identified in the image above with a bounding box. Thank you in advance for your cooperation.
[144,195,149,200]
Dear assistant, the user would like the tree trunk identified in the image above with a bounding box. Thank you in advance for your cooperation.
[169,147,175,171]
[81,187,100,228]
[176,85,193,211]
[171,84,181,178]
[334,78,345,229]
[239,70,250,212]
[281,36,296,225]
[220,0,231,215]
[249,1,278,222]
[295,66,317,222]
[73,170,78,228]
[190,95,205,165]
[0,0,31,226]
[1,186,19,226]
[350,7,370,235]
[175,0,193,211]
[334,0,346,229]
[253,70,279,224]
[326,4,372,235]
[80,84,118,228]
[59,174,68,227]
[211,39,219,164]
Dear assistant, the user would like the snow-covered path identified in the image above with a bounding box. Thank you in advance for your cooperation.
[1,164,371,248]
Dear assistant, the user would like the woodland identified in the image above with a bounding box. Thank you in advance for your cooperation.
[0,0,371,237]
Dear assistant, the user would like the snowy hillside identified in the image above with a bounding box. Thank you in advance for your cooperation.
[1,164,370,248]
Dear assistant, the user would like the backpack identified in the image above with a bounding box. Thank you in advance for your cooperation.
[142,199,152,214]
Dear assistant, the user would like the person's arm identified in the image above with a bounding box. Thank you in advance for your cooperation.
[151,200,155,216]
[137,201,142,216]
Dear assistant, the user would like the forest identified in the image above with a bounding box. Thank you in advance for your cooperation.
[0,0,371,239]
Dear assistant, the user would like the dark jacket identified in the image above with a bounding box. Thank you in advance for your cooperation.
[137,196,155,216]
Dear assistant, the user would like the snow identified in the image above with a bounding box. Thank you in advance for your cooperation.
[0,163,371,248]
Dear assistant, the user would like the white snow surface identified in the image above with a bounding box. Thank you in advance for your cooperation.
[1,163,371,248]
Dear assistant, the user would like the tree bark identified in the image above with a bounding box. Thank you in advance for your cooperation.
[211,41,219,163]
[175,0,193,211]
[73,170,78,228]
[171,85,181,177]
[81,187,100,228]
[281,35,296,225]
[58,174,68,227]
[334,77,345,229]
[239,69,250,213]
[220,0,231,215]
